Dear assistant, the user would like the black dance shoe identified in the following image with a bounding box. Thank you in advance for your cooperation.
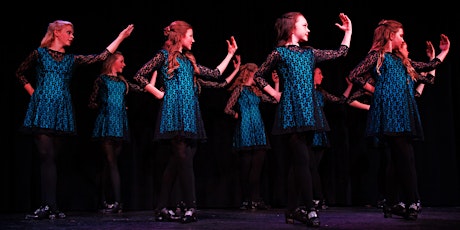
[154,208,180,222]
[391,202,406,217]
[49,209,66,219]
[181,208,197,223]
[306,209,321,227]
[102,202,122,214]
[25,205,66,220]
[404,203,419,221]
[253,200,270,210]
[416,200,422,213]
[239,201,251,210]
[285,208,308,224]
[383,206,392,218]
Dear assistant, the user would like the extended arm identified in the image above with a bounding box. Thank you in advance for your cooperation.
[106,24,134,53]
[335,13,352,48]
[215,36,238,74]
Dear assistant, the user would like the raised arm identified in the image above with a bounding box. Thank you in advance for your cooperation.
[106,24,134,53]
[223,54,241,84]
[415,40,437,96]
[216,36,238,74]
[435,34,450,62]
[335,13,352,48]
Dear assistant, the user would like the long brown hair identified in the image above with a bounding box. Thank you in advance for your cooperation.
[274,12,303,47]
[393,42,418,81]
[162,20,199,77]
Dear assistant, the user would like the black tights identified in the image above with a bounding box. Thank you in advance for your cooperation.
[34,134,63,210]
[157,138,197,210]
[385,136,418,206]
[238,149,266,203]
[100,140,122,203]
[286,133,314,211]
[310,148,325,201]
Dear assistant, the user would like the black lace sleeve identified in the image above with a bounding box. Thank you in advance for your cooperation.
[411,58,442,73]
[346,89,370,104]
[128,81,146,92]
[133,51,166,88]
[319,87,347,104]
[224,86,243,118]
[15,49,39,86]
[260,90,278,104]
[254,50,280,89]
[348,51,379,87]
[197,64,222,79]
[197,78,228,89]
[313,45,349,63]
[74,49,112,65]
[88,76,103,109]
[414,72,435,84]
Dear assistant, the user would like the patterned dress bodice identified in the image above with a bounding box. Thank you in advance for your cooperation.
[253,45,349,135]
[89,75,143,140]
[16,47,111,135]
[23,47,75,133]
[133,49,223,140]
[225,86,277,150]
[348,51,442,139]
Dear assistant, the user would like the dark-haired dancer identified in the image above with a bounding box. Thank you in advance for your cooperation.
[252,12,352,227]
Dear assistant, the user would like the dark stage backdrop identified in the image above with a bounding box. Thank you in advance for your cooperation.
[3,0,459,212]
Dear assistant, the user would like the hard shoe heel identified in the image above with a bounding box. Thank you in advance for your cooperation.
[253,200,270,210]
[25,205,51,220]
[285,208,307,224]
[391,202,406,217]
[405,203,419,221]
[155,208,180,221]
[103,202,122,214]
[306,210,320,227]
[181,208,197,223]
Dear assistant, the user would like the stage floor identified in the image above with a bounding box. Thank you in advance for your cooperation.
[1,206,460,229]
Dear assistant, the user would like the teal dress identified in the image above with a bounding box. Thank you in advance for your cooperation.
[224,86,277,150]
[15,47,111,135]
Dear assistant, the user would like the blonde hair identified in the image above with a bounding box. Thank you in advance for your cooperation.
[370,19,403,76]
[40,20,73,48]
[228,63,263,96]
[100,51,129,94]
